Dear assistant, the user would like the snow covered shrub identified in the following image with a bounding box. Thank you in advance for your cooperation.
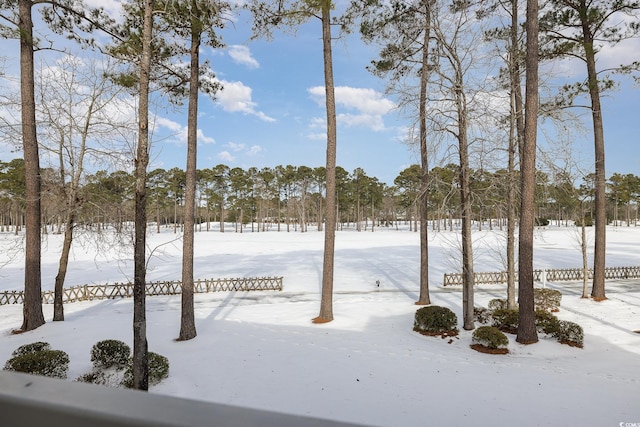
[491,309,519,334]
[121,352,170,388]
[11,341,51,357]
[91,339,130,370]
[553,320,584,348]
[534,288,562,312]
[471,326,509,354]
[76,370,111,385]
[535,310,560,335]
[4,349,69,379]
[474,306,492,324]
[488,298,508,311]
[413,306,458,336]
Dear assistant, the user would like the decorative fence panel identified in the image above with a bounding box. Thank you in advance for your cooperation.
[0,277,283,306]
[443,266,640,286]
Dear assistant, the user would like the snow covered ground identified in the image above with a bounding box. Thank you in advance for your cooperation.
[1,224,639,426]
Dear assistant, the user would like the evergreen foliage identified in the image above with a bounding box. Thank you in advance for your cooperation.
[534,288,562,312]
[553,320,584,348]
[488,298,507,311]
[472,326,509,350]
[534,310,561,335]
[11,341,51,357]
[414,306,458,335]
[4,349,69,379]
[491,308,520,334]
[121,352,170,388]
[90,339,131,369]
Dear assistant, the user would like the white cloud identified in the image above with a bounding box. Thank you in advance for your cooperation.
[85,0,122,18]
[306,132,326,141]
[309,117,326,129]
[227,142,245,152]
[197,129,216,145]
[153,116,216,145]
[308,86,396,131]
[228,45,260,69]
[218,151,235,162]
[216,79,276,122]
[155,116,183,133]
[598,37,640,70]
[218,142,264,162]
[337,113,386,131]
[248,145,263,155]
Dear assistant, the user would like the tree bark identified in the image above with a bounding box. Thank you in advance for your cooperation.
[416,0,432,306]
[580,1,606,301]
[133,0,154,391]
[313,2,336,323]
[516,0,539,345]
[19,0,45,332]
[53,213,74,321]
[580,203,589,298]
[506,0,524,311]
[178,8,200,341]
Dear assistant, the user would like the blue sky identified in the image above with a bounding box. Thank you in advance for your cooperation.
[156,6,640,185]
[0,2,638,186]
[147,9,411,185]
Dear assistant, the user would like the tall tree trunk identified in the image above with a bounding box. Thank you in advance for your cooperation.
[220,199,224,232]
[19,0,45,332]
[417,1,432,306]
[178,13,200,341]
[53,212,75,321]
[507,0,524,310]
[516,0,539,345]
[133,0,154,391]
[580,203,589,298]
[459,125,474,331]
[451,61,474,330]
[581,4,607,300]
[313,2,336,323]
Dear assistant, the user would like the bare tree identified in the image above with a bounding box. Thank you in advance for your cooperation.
[430,0,488,330]
[34,56,128,321]
[1,0,115,332]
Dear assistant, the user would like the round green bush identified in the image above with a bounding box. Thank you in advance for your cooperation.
[4,349,69,379]
[472,326,509,350]
[91,339,131,370]
[488,299,508,311]
[553,320,584,348]
[11,341,51,357]
[534,288,562,312]
[121,352,170,388]
[535,310,560,335]
[491,308,519,334]
[414,306,458,335]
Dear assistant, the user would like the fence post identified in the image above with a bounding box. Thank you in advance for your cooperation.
[542,269,547,288]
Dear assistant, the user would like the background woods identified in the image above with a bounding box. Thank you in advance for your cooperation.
[2,161,639,234]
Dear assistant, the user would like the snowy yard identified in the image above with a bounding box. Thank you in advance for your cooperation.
[1,225,639,426]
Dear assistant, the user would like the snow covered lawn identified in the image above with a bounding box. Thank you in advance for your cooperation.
[1,225,639,426]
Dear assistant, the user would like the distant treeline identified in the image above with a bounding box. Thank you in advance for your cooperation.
[1,159,638,233]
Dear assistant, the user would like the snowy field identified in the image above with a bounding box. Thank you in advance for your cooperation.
[1,224,639,426]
